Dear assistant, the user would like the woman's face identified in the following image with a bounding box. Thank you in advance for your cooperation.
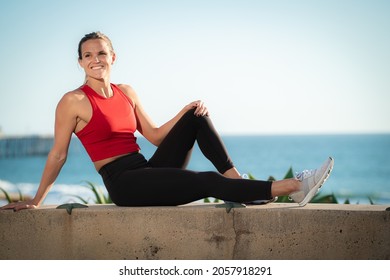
[78,38,116,81]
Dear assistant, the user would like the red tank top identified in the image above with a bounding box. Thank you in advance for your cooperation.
[75,84,140,162]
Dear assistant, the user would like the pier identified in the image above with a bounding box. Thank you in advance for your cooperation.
[0,136,53,158]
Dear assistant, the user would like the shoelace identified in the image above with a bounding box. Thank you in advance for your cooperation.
[289,169,317,201]
[295,169,314,181]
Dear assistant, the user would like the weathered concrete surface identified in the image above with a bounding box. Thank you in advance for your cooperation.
[0,203,389,260]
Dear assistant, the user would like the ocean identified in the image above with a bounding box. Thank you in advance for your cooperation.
[1,134,390,206]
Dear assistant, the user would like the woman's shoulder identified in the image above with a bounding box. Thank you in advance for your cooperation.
[57,87,88,108]
[115,83,136,95]
[63,86,87,99]
[66,86,86,96]
[114,83,138,103]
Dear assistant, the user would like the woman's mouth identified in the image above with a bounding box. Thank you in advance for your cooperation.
[91,65,104,70]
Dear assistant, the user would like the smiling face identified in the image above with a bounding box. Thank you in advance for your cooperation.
[78,38,116,82]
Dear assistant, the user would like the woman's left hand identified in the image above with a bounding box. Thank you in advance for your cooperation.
[0,200,38,211]
[186,100,209,117]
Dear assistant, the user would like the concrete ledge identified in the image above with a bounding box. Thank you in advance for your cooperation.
[1,203,389,260]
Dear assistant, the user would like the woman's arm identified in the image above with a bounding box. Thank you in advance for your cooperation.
[119,84,208,146]
[0,93,78,211]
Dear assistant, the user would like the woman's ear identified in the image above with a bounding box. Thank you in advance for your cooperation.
[111,52,116,65]
[78,58,83,68]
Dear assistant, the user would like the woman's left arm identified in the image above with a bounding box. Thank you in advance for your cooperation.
[119,84,208,146]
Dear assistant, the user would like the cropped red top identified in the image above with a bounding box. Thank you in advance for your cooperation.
[75,84,140,162]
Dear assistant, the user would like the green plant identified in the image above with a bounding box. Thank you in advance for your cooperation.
[0,186,24,203]
[0,187,12,203]
[203,197,220,203]
[71,181,112,204]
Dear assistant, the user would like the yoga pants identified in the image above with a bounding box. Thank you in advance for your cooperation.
[98,109,272,206]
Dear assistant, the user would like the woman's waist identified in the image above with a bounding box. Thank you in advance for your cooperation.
[98,152,148,178]
[94,152,138,171]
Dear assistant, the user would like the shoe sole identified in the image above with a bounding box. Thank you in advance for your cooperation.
[245,196,278,205]
[298,157,334,207]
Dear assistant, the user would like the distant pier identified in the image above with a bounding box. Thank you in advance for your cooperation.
[0,136,53,158]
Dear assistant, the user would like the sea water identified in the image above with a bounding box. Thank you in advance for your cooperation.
[1,134,389,206]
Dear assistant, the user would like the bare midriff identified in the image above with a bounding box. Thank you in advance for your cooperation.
[94,152,135,171]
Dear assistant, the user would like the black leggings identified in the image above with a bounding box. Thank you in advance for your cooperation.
[98,109,272,206]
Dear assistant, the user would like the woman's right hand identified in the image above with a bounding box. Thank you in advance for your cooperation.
[185,100,209,117]
[0,200,38,211]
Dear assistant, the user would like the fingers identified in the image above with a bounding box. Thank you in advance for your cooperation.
[0,202,17,210]
[192,100,209,117]
[14,203,36,211]
[0,201,37,211]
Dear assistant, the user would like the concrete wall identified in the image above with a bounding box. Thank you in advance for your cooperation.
[1,203,389,260]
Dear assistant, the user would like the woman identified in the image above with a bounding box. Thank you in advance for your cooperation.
[1,32,333,211]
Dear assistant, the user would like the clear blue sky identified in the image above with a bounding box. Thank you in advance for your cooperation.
[0,0,389,135]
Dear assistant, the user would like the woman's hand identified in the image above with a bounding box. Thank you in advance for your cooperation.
[185,100,209,117]
[0,200,38,212]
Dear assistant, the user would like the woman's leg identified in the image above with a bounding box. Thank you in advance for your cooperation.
[104,166,274,206]
[271,179,300,197]
[142,109,275,205]
[100,153,332,207]
[148,109,235,174]
[99,111,275,206]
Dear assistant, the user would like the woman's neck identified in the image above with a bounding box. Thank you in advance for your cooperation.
[86,79,113,98]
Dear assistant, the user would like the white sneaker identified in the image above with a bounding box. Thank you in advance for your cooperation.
[289,157,334,207]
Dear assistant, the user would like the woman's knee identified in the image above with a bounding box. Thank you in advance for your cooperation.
[182,108,212,127]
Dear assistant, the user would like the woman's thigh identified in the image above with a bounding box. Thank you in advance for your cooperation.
[147,110,198,168]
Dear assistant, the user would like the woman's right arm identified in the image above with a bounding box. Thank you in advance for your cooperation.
[0,93,78,211]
